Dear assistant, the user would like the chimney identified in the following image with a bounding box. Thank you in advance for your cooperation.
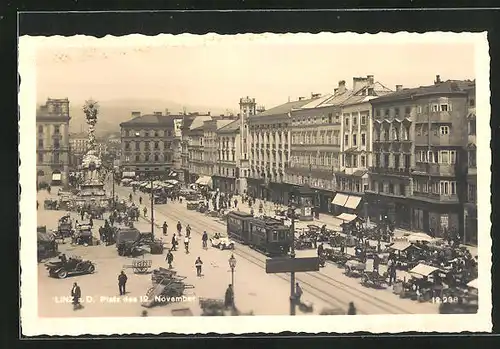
[338,80,346,93]
[165,108,170,116]
[153,111,162,116]
[298,97,305,101]
[367,75,374,85]
[396,85,403,91]
[435,75,441,84]
[311,93,321,99]
[334,88,339,94]
[131,111,141,118]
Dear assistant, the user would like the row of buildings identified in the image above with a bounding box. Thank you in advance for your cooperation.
[116,74,477,244]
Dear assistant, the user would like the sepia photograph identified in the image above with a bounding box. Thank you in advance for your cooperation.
[19,32,491,335]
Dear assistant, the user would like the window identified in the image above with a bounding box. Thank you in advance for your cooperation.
[440,104,448,112]
[125,130,130,137]
[345,117,349,127]
[38,139,43,148]
[384,154,389,168]
[125,141,130,150]
[376,109,381,117]
[353,117,358,126]
[450,150,456,164]
[470,99,475,107]
[154,154,159,162]
[38,152,43,163]
[405,106,411,115]
[468,120,476,135]
[154,131,159,137]
[154,142,159,150]
[440,151,449,164]
[399,184,405,196]
[135,155,140,162]
[389,183,394,194]
[38,125,43,134]
[361,115,367,125]
[375,153,381,167]
[54,140,60,149]
[468,149,476,167]
[394,108,400,117]
[394,154,400,168]
[54,125,60,134]
[361,133,366,146]
[417,106,422,114]
[145,131,149,137]
[53,152,59,164]
[451,181,456,195]
[135,142,140,151]
[353,134,357,146]
[344,134,349,147]
[385,109,390,117]
[440,126,449,135]
[468,183,477,202]
[432,104,439,112]
[360,155,366,167]
[353,155,358,167]
[145,154,150,162]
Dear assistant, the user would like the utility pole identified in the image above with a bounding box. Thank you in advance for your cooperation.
[150,177,154,238]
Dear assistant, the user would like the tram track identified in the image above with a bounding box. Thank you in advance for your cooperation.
[151,200,411,315]
[113,185,417,315]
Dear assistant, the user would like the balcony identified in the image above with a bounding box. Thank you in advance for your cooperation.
[369,166,411,176]
[413,192,459,203]
[414,162,456,177]
[415,111,453,124]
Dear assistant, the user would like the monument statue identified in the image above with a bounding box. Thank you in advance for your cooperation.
[81,99,102,183]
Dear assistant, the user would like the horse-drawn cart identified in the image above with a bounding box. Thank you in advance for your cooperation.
[141,267,194,308]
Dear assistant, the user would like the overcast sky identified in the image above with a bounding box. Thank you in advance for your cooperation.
[36,40,475,111]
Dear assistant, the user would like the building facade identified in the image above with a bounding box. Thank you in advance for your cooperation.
[119,111,177,177]
[465,83,477,245]
[238,97,258,194]
[214,119,241,192]
[185,114,212,182]
[36,98,71,187]
[333,76,393,216]
[247,99,310,202]
[365,76,474,242]
[68,132,89,168]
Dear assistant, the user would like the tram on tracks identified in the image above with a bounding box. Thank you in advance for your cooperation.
[226,211,291,256]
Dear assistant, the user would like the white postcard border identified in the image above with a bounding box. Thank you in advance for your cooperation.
[19,32,492,335]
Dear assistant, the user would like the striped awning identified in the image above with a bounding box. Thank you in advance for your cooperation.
[344,195,362,209]
[331,193,349,206]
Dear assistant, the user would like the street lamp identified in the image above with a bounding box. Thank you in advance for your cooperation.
[228,254,237,307]
[287,191,298,316]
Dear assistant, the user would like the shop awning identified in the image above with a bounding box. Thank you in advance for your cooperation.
[387,241,419,252]
[409,263,439,278]
[331,193,349,206]
[344,195,362,209]
[52,173,62,181]
[336,213,358,222]
[165,179,179,185]
[467,278,478,289]
[196,176,213,188]
[122,171,136,178]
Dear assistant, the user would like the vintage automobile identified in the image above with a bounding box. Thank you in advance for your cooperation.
[57,215,74,239]
[344,259,366,277]
[37,231,58,262]
[186,200,201,211]
[154,195,167,204]
[72,224,94,246]
[210,233,235,250]
[45,256,96,279]
[116,228,164,256]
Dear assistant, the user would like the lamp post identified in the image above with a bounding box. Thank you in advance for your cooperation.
[228,254,237,307]
[287,193,297,316]
[150,176,155,238]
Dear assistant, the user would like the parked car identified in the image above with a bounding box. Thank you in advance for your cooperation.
[210,233,235,250]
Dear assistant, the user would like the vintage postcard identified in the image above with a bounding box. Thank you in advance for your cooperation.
[19,32,491,335]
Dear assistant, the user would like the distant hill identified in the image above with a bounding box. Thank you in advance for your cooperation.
[65,98,236,135]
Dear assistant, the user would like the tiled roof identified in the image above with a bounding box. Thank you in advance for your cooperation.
[217,118,240,133]
[120,114,177,127]
[215,119,233,130]
[372,80,474,104]
[252,98,317,118]
[189,114,212,130]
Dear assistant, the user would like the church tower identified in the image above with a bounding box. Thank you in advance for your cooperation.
[238,96,256,194]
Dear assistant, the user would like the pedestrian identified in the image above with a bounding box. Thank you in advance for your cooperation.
[295,282,303,304]
[162,221,168,236]
[118,271,128,295]
[373,254,380,273]
[224,284,234,309]
[234,199,238,208]
[143,206,147,218]
[195,257,203,276]
[184,235,190,253]
[202,231,208,249]
[186,224,191,238]
[176,221,182,236]
[171,233,177,251]
[317,243,324,257]
[89,216,93,228]
[139,196,142,205]
[166,249,174,269]
[109,215,115,226]
[80,210,85,221]
[347,302,356,315]
[71,282,81,309]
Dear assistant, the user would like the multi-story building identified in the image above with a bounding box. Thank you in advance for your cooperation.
[465,82,477,245]
[333,76,393,216]
[119,111,177,178]
[186,114,213,183]
[214,119,241,192]
[203,118,234,177]
[36,98,71,187]
[68,132,89,168]
[365,76,474,241]
[180,114,198,183]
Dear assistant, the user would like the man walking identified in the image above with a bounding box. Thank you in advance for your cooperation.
[166,250,174,269]
[118,270,128,295]
[171,233,177,251]
[143,206,147,218]
[162,221,168,236]
[176,221,182,236]
[71,282,81,310]
[195,257,203,277]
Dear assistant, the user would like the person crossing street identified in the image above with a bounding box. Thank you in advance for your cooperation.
[118,271,128,295]
[171,233,178,251]
[176,221,182,236]
[162,221,168,236]
[202,231,208,249]
[186,224,191,238]
[166,250,174,269]
[184,235,190,254]
[195,257,203,277]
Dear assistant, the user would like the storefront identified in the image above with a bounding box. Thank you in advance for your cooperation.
[195,175,213,189]
[212,175,236,193]
[247,178,264,199]
[464,204,477,245]
[51,171,62,186]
